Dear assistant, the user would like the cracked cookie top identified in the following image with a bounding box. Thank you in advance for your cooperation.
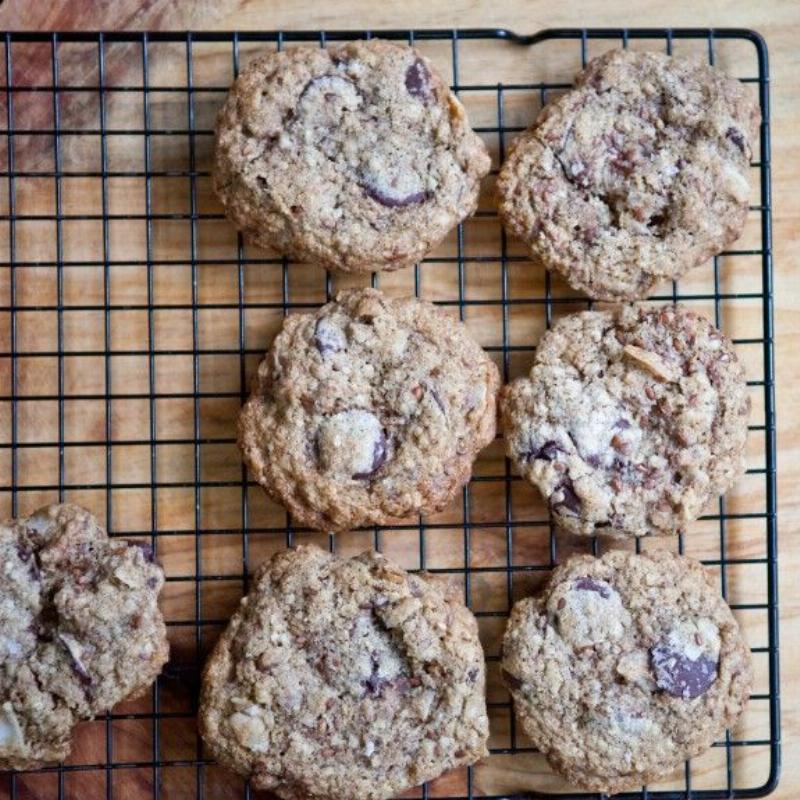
[238,288,500,532]
[0,504,168,770]
[501,305,749,538]
[502,550,752,793]
[199,545,489,800]
[498,49,760,300]
[214,39,490,273]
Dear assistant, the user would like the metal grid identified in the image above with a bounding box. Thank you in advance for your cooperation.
[0,27,778,800]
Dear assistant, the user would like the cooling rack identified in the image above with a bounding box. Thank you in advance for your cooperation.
[0,27,777,800]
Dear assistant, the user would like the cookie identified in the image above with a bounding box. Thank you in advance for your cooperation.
[214,39,490,273]
[199,545,489,799]
[239,288,500,532]
[502,304,749,538]
[498,49,760,300]
[0,504,168,770]
[502,550,752,793]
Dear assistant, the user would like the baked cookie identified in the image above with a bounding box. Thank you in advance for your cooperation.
[199,545,489,800]
[498,49,760,300]
[239,288,500,532]
[214,39,490,273]
[502,550,752,793]
[502,304,749,538]
[0,504,168,770]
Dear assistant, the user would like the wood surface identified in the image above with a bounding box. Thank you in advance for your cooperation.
[0,0,796,798]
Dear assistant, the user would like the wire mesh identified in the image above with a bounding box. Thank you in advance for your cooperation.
[0,27,778,800]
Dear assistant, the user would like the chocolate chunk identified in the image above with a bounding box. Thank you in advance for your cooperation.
[363,673,388,697]
[501,668,523,691]
[363,182,428,209]
[726,126,747,155]
[650,641,718,699]
[363,654,390,698]
[574,576,612,598]
[404,58,432,101]
[314,317,346,356]
[130,541,156,563]
[16,545,40,581]
[299,74,362,108]
[647,209,669,232]
[552,478,581,514]
[317,410,390,481]
[527,440,562,462]
[353,432,388,481]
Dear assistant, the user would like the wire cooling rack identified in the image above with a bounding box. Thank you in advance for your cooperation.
[0,27,777,800]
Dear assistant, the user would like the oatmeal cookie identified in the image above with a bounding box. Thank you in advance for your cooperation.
[239,288,500,532]
[214,39,490,273]
[502,550,752,793]
[199,545,489,799]
[498,49,760,300]
[0,504,168,770]
[501,305,749,537]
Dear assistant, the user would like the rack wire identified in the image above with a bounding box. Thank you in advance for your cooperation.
[0,27,777,800]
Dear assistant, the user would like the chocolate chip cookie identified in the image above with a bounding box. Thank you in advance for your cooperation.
[0,504,168,770]
[239,288,500,532]
[498,49,760,300]
[502,304,749,538]
[214,39,490,273]
[199,545,489,799]
[502,550,752,793]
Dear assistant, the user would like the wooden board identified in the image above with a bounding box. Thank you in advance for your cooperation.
[0,1,797,798]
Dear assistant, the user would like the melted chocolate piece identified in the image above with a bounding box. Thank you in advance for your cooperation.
[552,478,581,514]
[363,182,428,208]
[650,641,718,699]
[528,440,563,462]
[573,576,612,599]
[352,433,388,480]
[16,545,41,581]
[501,668,523,691]
[130,541,156,563]
[314,317,346,356]
[299,74,361,106]
[726,126,747,155]
[405,58,433,101]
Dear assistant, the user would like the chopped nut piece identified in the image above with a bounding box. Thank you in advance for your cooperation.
[623,344,680,382]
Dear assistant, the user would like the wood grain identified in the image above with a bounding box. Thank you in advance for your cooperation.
[0,0,796,798]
